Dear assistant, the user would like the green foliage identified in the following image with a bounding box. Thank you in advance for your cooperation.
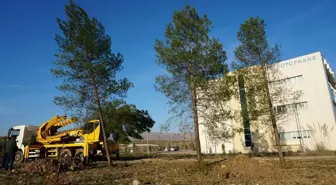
[232,16,280,69]
[231,16,302,124]
[51,0,132,117]
[231,17,280,123]
[231,17,281,123]
[101,100,155,143]
[154,4,228,112]
[197,74,240,140]
[230,16,282,122]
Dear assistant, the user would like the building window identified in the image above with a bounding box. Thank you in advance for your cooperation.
[273,102,308,114]
[238,75,252,147]
[279,130,311,140]
[269,75,303,88]
[244,127,252,147]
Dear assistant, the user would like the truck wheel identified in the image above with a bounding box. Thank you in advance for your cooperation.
[59,148,72,159]
[59,149,73,171]
[14,150,24,164]
[75,149,84,162]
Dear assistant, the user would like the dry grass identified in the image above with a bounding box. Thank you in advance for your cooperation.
[1,155,336,185]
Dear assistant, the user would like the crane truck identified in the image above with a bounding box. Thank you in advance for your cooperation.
[7,115,119,164]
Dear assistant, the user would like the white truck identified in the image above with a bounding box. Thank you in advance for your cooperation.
[7,125,40,164]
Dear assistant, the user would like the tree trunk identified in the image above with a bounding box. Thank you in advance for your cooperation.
[94,87,112,167]
[191,83,202,166]
[90,68,112,167]
[262,67,285,167]
[270,106,285,167]
[189,46,201,167]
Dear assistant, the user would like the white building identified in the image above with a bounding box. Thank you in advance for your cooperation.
[199,51,336,154]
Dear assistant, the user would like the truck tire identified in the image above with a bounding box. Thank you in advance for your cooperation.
[59,148,72,159]
[75,149,84,162]
[14,150,24,164]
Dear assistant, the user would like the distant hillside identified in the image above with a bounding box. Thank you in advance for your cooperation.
[132,132,193,141]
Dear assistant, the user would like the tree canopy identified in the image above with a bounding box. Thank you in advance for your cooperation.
[52,0,132,117]
[232,17,280,69]
[101,100,155,143]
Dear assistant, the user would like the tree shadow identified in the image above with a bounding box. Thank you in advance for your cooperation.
[251,130,270,154]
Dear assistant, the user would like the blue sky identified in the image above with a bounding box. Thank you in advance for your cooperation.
[0,0,335,135]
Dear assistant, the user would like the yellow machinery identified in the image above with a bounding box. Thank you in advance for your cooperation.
[7,115,120,164]
[36,115,80,144]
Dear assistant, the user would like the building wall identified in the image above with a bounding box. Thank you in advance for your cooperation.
[273,52,336,151]
[199,52,336,154]
[198,92,237,154]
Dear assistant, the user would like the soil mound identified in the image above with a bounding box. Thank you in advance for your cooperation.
[19,159,59,173]
[17,159,73,185]
[214,154,281,179]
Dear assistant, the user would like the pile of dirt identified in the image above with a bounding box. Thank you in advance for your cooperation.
[214,154,281,179]
[16,159,74,185]
[18,159,59,173]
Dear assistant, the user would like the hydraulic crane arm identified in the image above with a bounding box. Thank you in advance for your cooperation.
[36,115,80,144]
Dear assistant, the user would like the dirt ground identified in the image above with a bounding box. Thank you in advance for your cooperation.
[1,155,336,185]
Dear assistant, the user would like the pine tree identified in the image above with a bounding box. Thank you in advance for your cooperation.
[232,17,301,167]
[51,0,132,166]
[154,5,228,166]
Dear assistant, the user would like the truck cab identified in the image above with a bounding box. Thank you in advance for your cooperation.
[8,125,39,163]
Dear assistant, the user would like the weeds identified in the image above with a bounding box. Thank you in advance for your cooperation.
[306,122,334,152]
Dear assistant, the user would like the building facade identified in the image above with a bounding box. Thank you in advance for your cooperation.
[199,51,336,154]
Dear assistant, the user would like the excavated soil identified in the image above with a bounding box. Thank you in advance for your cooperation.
[18,159,59,173]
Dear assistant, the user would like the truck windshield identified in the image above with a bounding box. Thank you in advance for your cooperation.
[8,129,20,137]
[83,121,99,134]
